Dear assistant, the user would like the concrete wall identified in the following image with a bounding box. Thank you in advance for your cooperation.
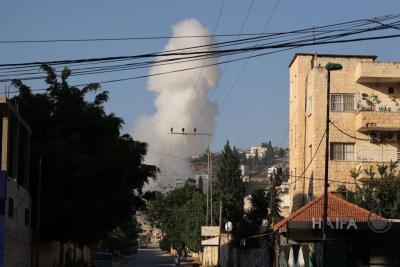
[234,248,262,267]
[39,241,92,267]
[202,235,229,267]
[4,178,32,267]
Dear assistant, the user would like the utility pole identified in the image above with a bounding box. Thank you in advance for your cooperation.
[170,128,213,225]
[323,63,342,267]
[35,157,42,267]
[217,201,223,266]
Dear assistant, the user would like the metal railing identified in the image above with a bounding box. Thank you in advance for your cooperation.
[355,148,399,163]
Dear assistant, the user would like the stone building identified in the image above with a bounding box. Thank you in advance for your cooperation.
[0,97,32,266]
[289,53,400,211]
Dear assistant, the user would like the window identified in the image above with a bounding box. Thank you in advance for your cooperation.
[8,197,14,218]
[331,94,355,111]
[330,143,355,161]
[25,208,30,226]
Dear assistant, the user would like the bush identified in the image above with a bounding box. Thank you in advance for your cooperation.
[160,236,171,252]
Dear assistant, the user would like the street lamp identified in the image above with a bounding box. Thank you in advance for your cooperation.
[323,62,342,267]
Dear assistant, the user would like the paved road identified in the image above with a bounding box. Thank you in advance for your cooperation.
[116,248,176,267]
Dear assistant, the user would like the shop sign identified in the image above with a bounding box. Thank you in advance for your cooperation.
[312,217,358,230]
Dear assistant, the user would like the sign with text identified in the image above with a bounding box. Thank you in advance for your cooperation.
[201,226,220,237]
[312,217,358,230]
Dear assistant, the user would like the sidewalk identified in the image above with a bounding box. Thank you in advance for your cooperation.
[169,255,200,267]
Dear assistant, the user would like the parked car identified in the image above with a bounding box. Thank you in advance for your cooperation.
[91,252,114,267]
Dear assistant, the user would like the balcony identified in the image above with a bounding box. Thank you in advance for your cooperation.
[356,148,399,182]
[356,111,400,132]
[355,62,400,83]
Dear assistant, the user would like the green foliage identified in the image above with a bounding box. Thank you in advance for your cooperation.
[214,140,243,204]
[146,182,205,253]
[247,189,269,226]
[278,148,286,158]
[213,140,246,240]
[338,162,400,218]
[12,65,158,244]
[159,236,171,252]
[263,141,275,166]
[101,218,139,255]
[267,186,283,226]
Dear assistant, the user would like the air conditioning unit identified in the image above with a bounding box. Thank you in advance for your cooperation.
[385,132,397,142]
[369,131,382,143]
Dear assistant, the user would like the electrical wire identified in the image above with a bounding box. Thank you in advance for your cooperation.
[218,0,281,109]
[330,120,370,141]
[1,15,400,94]
[287,129,327,186]
[1,14,398,70]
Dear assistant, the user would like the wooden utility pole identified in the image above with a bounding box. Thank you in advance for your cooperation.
[35,157,42,267]
[217,201,223,266]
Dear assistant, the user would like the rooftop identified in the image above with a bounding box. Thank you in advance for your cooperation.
[273,193,385,231]
[289,53,377,67]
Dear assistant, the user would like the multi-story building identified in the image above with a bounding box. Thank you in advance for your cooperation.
[0,97,32,266]
[289,53,400,211]
[245,146,267,159]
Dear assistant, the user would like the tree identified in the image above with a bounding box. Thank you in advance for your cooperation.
[263,141,275,166]
[214,140,243,204]
[278,148,286,158]
[198,176,204,192]
[146,182,205,254]
[12,65,158,244]
[337,162,400,218]
[101,218,140,255]
[247,189,269,228]
[266,186,283,227]
[214,140,245,240]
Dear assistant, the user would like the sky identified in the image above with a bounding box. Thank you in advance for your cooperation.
[1,0,400,151]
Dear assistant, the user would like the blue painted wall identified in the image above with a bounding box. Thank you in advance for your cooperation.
[0,171,6,267]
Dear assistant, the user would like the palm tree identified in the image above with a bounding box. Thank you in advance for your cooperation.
[266,186,282,228]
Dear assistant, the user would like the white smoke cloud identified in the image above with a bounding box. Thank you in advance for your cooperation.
[132,19,220,191]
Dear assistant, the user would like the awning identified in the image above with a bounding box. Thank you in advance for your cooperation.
[272,193,396,240]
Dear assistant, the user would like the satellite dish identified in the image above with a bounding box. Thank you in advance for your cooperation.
[225,221,233,232]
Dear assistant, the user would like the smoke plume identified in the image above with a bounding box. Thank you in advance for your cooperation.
[133,19,220,191]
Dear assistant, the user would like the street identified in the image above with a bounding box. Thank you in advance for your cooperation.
[116,248,188,267]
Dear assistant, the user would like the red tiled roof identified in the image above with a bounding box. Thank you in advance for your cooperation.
[273,193,383,231]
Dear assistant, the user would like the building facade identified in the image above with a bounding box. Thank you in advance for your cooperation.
[289,53,400,211]
[0,97,32,267]
[245,146,268,159]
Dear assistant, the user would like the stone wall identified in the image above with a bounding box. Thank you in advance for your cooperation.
[288,54,400,212]
[39,241,92,267]
[4,178,31,267]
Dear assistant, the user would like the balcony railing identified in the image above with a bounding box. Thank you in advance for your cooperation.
[355,148,398,163]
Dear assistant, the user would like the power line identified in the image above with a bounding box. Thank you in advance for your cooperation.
[218,0,281,109]
[4,32,400,95]
[287,129,327,186]
[330,120,370,141]
[1,14,398,70]
[2,16,400,93]
[175,0,227,127]
[0,32,309,44]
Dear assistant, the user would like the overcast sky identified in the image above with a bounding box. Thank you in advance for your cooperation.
[1,0,399,150]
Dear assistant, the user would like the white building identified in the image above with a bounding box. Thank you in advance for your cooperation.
[245,146,268,159]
